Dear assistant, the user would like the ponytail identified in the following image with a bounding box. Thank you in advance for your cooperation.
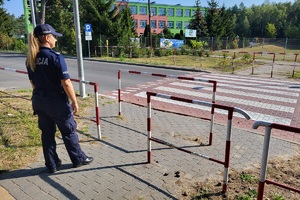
[26,32,39,72]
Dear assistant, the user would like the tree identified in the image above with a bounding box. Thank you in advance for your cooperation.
[144,24,150,37]
[161,26,173,39]
[265,23,276,38]
[0,9,14,36]
[228,3,250,37]
[205,0,233,37]
[188,0,208,38]
[174,30,184,40]
[285,25,300,38]
[115,7,136,46]
[43,0,74,53]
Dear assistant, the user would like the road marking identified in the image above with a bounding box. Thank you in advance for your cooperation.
[169,82,298,103]
[135,91,291,125]
[154,86,295,113]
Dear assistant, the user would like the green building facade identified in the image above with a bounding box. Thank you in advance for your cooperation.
[116,1,206,36]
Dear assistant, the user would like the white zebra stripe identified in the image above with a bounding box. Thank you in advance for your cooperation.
[135,92,291,125]
[169,82,298,103]
[181,79,299,96]
[154,86,295,113]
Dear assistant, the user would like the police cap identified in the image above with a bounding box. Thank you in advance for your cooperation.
[34,24,62,37]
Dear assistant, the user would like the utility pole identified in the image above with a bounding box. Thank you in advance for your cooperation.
[148,0,152,57]
[29,0,36,27]
[73,0,87,97]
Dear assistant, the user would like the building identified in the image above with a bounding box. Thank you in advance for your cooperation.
[115,1,205,36]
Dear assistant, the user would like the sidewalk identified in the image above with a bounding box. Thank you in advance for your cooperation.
[0,100,299,199]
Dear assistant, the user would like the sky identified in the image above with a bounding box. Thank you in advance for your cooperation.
[3,0,293,18]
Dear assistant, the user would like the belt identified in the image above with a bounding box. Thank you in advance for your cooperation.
[33,89,66,97]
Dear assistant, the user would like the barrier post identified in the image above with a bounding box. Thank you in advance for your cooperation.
[223,109,234,192]
[257,126,272,200]
[292,54,299,78]
[130,47,132,58]
[146,92,251,193]
[118,70,218,145]
[253,121,300,199]
[94,83,101,140]
[252,53,256,75]
[147,93,152,164]
[232,52,236,74]
[118,70,121,116]
[0,67,102,140]
[173,48,176,65]
[269,53,276,78]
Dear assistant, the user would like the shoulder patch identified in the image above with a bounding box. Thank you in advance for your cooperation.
[49,50,60,55]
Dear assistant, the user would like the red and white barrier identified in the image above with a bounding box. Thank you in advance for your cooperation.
[118,69,218,145]
[252,121,300,200]
[147,92,251,193]
[0,67,102,140]
[292,53,299,78]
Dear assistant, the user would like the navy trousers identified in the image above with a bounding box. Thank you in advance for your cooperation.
[32,91,86,169]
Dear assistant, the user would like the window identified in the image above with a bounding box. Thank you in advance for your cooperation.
[185,9,190,17]
[110,5,115,12]
[140,6,147,15]
[192,10,196,16]
[168,21,174,29]
[140,20,147,28]
[176,21,182,29]
[133,20,137,28]
[150,7,156,16]
[158,8,166,16]
[119,5,126,12]
[151,20,156,28]
[168,8,174,16]
[158,20,166,28]
[176,9,182,17]
[130,6,137,14]
[184,21,189,28]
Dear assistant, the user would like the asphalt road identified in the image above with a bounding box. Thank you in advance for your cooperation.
[0,52,190,94]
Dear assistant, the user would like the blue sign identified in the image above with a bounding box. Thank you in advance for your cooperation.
[160,38,184,49]
[84,24,92,32]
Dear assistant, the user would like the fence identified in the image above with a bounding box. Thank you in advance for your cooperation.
[146,92,251,193]
[0,67,102,140]
[252,121,300,200]
[93,37,300,53]
[118,69,217,145]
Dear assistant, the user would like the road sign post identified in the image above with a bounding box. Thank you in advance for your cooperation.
[73,0,87,98]
[84,24,92,58]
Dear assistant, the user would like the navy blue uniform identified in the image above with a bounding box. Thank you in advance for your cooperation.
[27,47,87,169]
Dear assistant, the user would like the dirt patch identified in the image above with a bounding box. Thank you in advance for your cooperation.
[170,152,300,199]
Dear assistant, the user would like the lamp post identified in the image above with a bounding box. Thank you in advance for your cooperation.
[148,0,152,56]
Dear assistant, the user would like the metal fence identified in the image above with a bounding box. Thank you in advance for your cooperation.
[96,35,300,51]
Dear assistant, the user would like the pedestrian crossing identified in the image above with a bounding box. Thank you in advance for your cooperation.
[102,72,300,141]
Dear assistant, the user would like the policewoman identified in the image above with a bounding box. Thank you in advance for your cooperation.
[26,24,93,173]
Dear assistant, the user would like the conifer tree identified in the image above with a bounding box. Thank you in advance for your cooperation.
[188,0,208,38]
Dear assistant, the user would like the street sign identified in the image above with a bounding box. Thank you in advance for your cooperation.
[85,36,92,41]
[84,24,92,32]
[84,24,92,41]
[84,24,92,57]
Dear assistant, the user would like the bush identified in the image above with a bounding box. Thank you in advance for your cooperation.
[242,53,252,63]
[179,45,191,55]
[154,48,173,57]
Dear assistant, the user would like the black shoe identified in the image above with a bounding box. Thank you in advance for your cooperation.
[49,159,62,174]
[73,157,94,168]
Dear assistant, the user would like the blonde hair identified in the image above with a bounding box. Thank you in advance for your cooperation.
[26,32,40,72]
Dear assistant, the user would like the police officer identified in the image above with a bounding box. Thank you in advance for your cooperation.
[26,24,93,173]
